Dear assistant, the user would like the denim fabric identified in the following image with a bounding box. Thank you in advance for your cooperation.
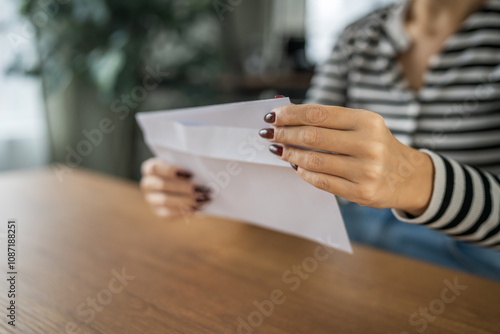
[340,202,500,282]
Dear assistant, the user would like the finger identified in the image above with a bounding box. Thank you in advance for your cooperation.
[153,205,196,219]
[140,175,202,195]
[145,192,206,208]
[295,167,356,200]
[141,158,192,179]
[266,125,359,155]
[281,145,357,181]
[268,104,361,129]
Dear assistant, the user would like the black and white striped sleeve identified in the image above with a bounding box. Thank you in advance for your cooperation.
[393,150,500,250]
[303,41,349,106]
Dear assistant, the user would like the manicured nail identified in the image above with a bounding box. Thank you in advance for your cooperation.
[269,144,283,157]
[290,163,298,171]
[275,95,285,99]
[264,112,276,123]
[259,128,274,139]
[195,194,211,203]
[194,185,211,194]
[176,170,192,179]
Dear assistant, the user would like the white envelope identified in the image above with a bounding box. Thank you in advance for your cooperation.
[136,98,352,253]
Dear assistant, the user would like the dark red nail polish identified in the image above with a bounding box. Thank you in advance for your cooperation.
[176,170,193,179]
[290,163,298,171]
[194,186,211,194]
[275,95,285,99]
[269,144,283,157]
[264,112,276,123]
[195,195,210,203]
[259,128,274,139]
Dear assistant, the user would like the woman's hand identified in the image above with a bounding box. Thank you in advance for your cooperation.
[259,104,434,216]
[140,158,211,219]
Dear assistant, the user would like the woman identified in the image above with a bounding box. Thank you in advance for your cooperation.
[141,0,500,279]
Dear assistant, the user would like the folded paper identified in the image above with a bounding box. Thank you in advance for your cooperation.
[136,98,352,253]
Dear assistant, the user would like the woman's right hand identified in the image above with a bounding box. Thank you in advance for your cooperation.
[140,158,211,219]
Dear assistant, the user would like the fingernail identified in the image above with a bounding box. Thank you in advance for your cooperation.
[269,144,283,157]
[275,95,285,99]
[259,128,274,139]
[264,112,276,123]
[176,170,192,179]
[290,163,298,171]
[195,194,211,203]
[194,185,211,194]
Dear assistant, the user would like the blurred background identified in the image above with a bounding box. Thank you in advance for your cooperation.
[0,0,397,181]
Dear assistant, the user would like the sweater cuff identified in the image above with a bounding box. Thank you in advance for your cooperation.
[392,149,446,224]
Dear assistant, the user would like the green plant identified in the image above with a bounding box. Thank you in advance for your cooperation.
[17,0,223,103]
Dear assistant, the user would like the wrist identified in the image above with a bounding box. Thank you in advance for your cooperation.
[395,147,434,217]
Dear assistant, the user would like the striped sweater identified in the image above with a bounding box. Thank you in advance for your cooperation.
[305,0,500,249]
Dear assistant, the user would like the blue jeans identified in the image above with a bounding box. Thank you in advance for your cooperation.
[340,202,500,282]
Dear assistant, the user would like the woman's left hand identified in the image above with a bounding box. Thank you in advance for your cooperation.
[259,104,434,216]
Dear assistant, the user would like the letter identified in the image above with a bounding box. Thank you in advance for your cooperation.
[226,161,242,176]
[65,321,81,334]
[96,289,113,305]
[208,170,231,189]
[252,299,274,318]
[143,74,159,91]
[247,311,263,328]
[418,307,436,322]
[76,302,95,324]
[237,316,253,334]
[112,267,135,287]
[302,257,318,273]
[131,86,147,102]
[76,140,93,156]
[397,157,415,178]
[444,277,467,296]
[66,146,82,168]
[282,270,300,291]
[291,265,309,280]
[385,173,405,192]
[247,134,265,151]
[270,289,286,305]
[408,312,427,333]
[440,288,456,304]
[120,93,138,108]
[237,141,257,161]
[313,245,330,261]
[429,299,445,315]
[86,297,104,312]
[206,181,221,197]
[51,162,73,182]
[82,128,103,146]
[108,278,124,294]
[111,100,129,120]
[99,118,115,133]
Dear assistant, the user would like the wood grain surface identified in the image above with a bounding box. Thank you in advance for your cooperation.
[0,168,498,334]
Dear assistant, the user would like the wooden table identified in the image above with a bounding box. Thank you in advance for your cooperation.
[0,169,498,334]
